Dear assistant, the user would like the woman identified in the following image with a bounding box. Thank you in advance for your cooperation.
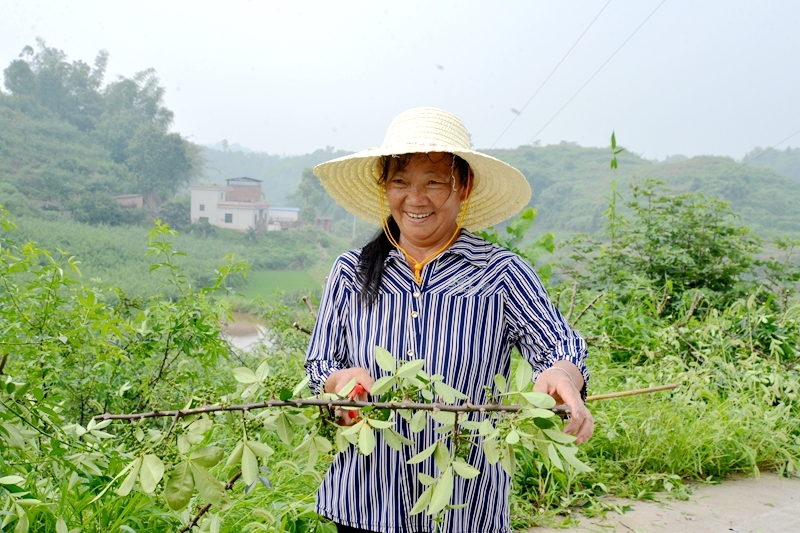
[306,107,593,533]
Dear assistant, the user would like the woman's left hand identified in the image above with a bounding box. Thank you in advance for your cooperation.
[533,363,594,445]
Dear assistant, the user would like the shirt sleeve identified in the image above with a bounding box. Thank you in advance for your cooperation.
[502,253,589,396]
[304,255,352,395]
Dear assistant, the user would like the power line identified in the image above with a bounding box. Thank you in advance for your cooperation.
[527,0,667,145]
[489,0,612,148]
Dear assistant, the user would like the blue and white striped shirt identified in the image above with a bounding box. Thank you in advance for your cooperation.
[305,230,588,533]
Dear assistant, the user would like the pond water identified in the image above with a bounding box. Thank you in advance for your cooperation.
[221,311,269,351]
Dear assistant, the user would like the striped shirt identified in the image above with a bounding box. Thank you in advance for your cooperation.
[305,230,588,533]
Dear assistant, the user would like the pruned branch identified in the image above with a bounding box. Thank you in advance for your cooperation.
[565,281,579,321]
[94,398,554,421]
[572,292,605,325]
[301,295,317,319]
[293,322,312,335]
[586,384,678,402]
[179,469,242,532]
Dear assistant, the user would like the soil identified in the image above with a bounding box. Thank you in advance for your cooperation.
[529,473,800,533]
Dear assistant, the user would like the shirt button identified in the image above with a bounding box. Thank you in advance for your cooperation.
[411,311,419,318]
[413,291,421,298]
[407,350,414,357]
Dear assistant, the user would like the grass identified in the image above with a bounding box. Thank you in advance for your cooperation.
[236,270,322,301]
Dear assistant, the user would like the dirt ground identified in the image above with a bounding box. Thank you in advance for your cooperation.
[529,472,800,533]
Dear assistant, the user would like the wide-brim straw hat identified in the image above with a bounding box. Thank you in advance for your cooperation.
[313,107,531,231]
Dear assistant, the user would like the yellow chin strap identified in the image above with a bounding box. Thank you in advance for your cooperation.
[378,185,472,286]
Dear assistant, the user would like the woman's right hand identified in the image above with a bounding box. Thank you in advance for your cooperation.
[324,367,374,425]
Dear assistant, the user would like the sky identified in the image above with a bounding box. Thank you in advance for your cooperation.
[2,0,799,160]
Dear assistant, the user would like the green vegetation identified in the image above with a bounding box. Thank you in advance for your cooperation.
[744,145,800,183]
[1,170,798,531]
[235,270,322,301]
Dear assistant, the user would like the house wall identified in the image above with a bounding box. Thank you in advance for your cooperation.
[226,184,262,202]
[190,187,225,224]
[268,207,300,222]
[217,205,268,231]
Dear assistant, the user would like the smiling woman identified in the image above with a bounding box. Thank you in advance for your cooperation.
[307,107,594,533]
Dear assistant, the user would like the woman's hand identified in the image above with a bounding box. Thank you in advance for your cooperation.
[324,367,375,425]
[533,362,594,445]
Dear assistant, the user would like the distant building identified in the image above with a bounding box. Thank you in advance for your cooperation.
[114,194,143,208]
[189,177,299,232]
[315,216,333,233]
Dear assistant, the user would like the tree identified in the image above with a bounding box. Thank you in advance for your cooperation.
[126,124,202,210]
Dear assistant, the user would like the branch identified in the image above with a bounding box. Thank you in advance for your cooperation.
[0,353,8,375]
[179,469,242,532]
[301,296,317,319]
[586,384,678,402]
[565,282,578,321]
[572,292,605,325]
[94,398,553,421]
[292,322,312,335]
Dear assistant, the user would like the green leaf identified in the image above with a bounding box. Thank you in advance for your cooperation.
[116,457,142,497]
[428,467,454,515]
[314,436,333,453]
[56,518,68,533]
[292,375,310,397]
[505,430,520,445]
[479,418,495,436]
[555,444,593,473]
[493,374,507,394]
[522,407,556,419]
[433,442,450,472]
[189,463,226,506]
[276,412,295,445]
[255,360,271,381]
[241,444,259,486]
[189,446,224,468]
[483,438,500,464]
[514,360,533,391]
[358,425,376,455]
[418,472,436,486]
[452,459,480,479]
[409,485,433,515]
[232,367,259,384]
[407,442,437,465]
[547,443,564,471]
[521,392,556,409]
[14,513,28,533]
[224,441,244,469]
[0,476,25,486]
[279,387,292,401]
[396,359,425,379]
[611,131,617,150]
[165,462,194,511]
[337,378,357,398]
[370,375,395,396]
[429,411,456,427]
[433,381,467,403]
[139,454,165,494]
[383,427,402,451]
[367,419,394,429]
[543,428,577,444]
[247,440,274,458]
[410,410,427,433]
[500,444,516,477]
[375,346,396,372]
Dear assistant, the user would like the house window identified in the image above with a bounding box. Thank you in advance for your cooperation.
[199,204,205,211]
[224,213,233,223]
[199,217,208,223]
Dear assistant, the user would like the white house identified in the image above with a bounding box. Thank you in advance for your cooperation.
[190,178,300,232]
[190,177,269,231]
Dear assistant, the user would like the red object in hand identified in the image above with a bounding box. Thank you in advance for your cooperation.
[348,383,366,399]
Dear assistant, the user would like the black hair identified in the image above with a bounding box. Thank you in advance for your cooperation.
[357,153,471,306]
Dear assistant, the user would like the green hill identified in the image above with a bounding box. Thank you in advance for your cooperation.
[483,143,800,238]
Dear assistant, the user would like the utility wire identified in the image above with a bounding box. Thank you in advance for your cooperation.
[720,127,800,180]
[528,0,667,145]
[489,0,612,148]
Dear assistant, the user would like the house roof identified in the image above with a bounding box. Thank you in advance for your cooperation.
[226,177,262,185]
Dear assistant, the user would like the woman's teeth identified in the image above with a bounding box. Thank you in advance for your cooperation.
[406,213,432,219]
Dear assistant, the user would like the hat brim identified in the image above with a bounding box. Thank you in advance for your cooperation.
[314,145,532,232]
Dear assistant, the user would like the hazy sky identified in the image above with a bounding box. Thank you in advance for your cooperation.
[2,1,799,160]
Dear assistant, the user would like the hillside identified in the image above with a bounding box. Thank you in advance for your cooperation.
[199,146,351,204]
[484,143,800,238]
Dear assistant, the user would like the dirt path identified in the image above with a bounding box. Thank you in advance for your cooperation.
[529,473,800,533]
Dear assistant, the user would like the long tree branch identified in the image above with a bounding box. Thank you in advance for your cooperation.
[179,469,242,532]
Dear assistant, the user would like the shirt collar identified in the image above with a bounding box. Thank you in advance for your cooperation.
[385,230,492,268]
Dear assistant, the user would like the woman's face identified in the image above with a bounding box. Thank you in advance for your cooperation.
[384,152,468,253]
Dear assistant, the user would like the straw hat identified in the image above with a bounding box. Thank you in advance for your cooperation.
[313,107,531,231]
